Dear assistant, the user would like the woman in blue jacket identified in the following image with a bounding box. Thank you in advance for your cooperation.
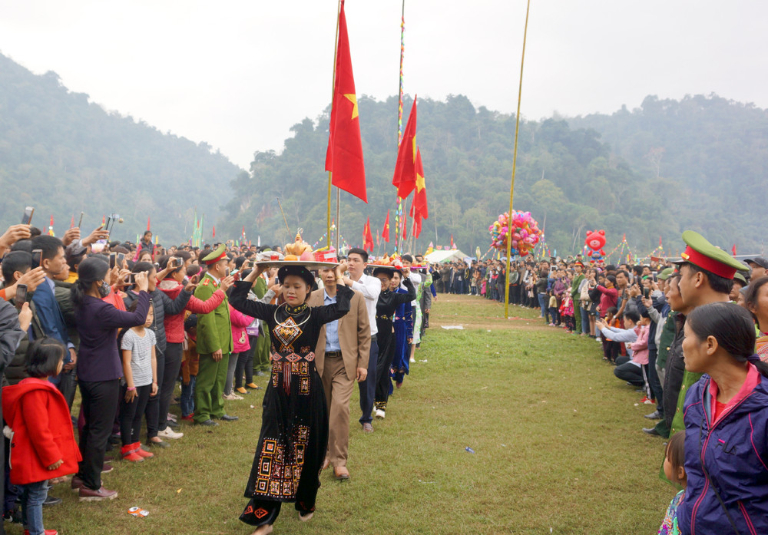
[677,302,768,535]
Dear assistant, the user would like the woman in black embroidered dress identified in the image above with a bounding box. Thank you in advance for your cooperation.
[371,266,415,417]
[229,262,351,534]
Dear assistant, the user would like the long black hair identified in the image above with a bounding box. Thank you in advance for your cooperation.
[686,302,768,377]
[71,256,109,308]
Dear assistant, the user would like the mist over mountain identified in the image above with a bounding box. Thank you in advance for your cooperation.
[3,50,764,257]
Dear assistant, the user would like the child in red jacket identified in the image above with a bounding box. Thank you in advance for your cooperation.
[2,337,82,535]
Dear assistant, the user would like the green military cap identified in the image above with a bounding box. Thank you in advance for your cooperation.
[674,230,749,280]
[657,267,675,281]
[202,243,227,265]
[733,272,748,286]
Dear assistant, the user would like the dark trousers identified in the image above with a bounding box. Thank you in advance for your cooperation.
[119,384,152,446]
[648,348,664,412]
[614,359,645,387]
[235,350,253,389]
[78,379,120,491]
[158,343,183,432]
[143,348,164,438]
[358,339,379,425]
[601,337,620,363]
[57,368,78,411]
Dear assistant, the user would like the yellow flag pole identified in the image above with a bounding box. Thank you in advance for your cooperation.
[326,0,342,251]
[505,0,532,319]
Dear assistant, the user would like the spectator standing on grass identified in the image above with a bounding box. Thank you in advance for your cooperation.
[193,245,237,427]
[71,258,150,501]
[676,303,768,535]
[665,231,749,441]
[117,302,158,462]
[571,261,585,335]
[657,431,686,535]
[3,338,81,535]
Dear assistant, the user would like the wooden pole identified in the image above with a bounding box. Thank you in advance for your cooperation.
[335,188,341,251]
[276,197,291,234]
[504,0,532,319]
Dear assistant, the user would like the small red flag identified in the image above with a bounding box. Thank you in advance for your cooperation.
[147,216,151,231]
[382,210,390,243]
[402,212,408,242]
[363,218,374,252]
[392,97,418,199]
[451,234,455,249]
[325,1,367,203]
[732,244,737,256]
[70,215,75,228]
[212,226,216,239]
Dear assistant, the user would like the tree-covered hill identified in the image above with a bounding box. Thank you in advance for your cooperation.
[224,93,766,257]
[0,52,241,244]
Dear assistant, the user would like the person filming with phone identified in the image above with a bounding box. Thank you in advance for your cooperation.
[30,236,79,404]
[70,257,151,501]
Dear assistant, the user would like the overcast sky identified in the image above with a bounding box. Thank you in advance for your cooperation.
[1,1,766,169]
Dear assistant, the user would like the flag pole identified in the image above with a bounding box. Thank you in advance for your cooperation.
[327,0,342,251]
[335,188,341,251]
[505,0,532,319]
[276,197,291,235]
[394,0,406,253]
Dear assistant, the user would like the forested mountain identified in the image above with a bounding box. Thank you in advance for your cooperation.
[0,52,240,244]
[223,93,767,257]
[570,94,768,255]
[3,46,763,257]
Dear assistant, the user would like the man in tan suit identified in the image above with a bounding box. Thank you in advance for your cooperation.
[308,266,370,480]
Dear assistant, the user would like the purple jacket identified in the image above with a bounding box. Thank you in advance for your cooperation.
[677,368,768,535]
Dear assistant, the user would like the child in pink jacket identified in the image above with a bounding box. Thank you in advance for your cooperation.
[224,304,254,399]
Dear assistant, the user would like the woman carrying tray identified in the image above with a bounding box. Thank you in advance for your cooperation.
[230,259,351,534]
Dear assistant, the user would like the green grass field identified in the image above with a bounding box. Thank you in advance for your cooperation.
[33,295,673,534]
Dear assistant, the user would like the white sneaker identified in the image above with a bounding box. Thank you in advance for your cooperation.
[375,409,385,419]
[158,427,184,440]
[223,393,242,401]
[409,357,416,363]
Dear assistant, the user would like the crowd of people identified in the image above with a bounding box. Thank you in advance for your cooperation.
[453,231,768,535]
[0,222,439,535]
[0,219,766,534]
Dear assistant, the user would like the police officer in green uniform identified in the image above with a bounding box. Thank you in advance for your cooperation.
[194,244,238,426]
[659,231,748,481]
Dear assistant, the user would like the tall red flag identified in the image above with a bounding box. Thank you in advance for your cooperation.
[409,148,429,220]
[412,214,423,239]
[147,216,151,231]
[732,244,737,256]
[325,1,367,203]
[363,218,374,252]
[382,210,390,243]
[402,211,408,241]
[212,226,216,239]
[392,97,418,198]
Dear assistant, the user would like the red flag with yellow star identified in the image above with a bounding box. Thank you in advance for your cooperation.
[382,210,390,243]
[409,148,428,220]
[325,1,367,203]
[363,217,374,252]
[392,97,418,199]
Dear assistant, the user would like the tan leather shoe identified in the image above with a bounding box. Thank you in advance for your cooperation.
[334,466,350,480]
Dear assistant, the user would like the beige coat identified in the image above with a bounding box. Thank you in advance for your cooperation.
[308,286,370,380]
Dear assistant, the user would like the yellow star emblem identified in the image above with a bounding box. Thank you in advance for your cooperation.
[416,172,425,192]
[344,94,359,119]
